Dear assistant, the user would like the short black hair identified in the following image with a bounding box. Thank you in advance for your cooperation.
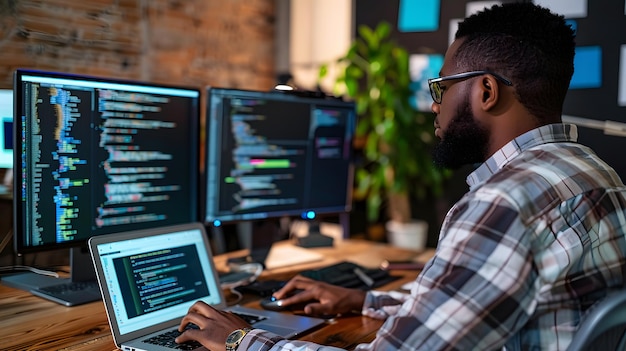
[455,2,576,122]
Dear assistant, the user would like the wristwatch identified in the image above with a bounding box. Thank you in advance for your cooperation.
[225,328,252,351]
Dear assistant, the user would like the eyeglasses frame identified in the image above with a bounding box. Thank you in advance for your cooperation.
[427,70,513,104]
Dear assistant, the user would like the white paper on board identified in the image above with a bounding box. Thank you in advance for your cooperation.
[448,18,462,46]
[533,0,587,18]
[618,45,626,106]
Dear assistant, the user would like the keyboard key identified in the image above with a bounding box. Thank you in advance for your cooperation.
[144,323,202,350]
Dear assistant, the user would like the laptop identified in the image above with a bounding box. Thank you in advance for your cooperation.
[88,222,325,351]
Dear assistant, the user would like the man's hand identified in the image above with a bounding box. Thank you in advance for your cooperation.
[175,301,252,351]
[273,275,367,316]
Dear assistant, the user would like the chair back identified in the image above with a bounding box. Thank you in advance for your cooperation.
[567,290,626,351]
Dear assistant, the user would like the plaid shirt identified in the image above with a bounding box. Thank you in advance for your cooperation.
[239,124,626,351]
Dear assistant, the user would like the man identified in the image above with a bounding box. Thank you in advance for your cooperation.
[175,2,626,350]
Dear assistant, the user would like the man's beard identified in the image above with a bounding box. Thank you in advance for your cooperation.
[432,98,490,169]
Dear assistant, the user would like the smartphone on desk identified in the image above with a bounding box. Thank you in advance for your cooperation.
[380,260,425,271]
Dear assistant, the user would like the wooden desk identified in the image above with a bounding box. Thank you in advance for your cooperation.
[0,239,433,351]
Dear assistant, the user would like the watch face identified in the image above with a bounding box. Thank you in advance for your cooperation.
[226,329,245,343]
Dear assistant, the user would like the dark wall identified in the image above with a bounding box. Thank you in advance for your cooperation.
[561,1,626,179]
[355,0,626,246]
[357,0,626,178]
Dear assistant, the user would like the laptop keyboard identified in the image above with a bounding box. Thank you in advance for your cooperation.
[144,323,202,350]
[143,312,267,350]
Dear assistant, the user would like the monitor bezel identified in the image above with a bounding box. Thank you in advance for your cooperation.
[13,68,202,255]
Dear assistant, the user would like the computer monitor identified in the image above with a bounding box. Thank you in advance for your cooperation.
[7,69,201,300]
[0,89,12,170]
[203,88,356,255]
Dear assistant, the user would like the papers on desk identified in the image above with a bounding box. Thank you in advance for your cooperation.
[264,244,324,270]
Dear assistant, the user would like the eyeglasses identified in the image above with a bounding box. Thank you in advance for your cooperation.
[427,70,513,104]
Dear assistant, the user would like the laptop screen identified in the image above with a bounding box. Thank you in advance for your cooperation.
[93,227,222,336]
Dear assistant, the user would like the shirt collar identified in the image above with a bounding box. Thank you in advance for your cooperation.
[466,123,578,190]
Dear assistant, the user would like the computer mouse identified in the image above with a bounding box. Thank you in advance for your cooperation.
[259,295,289,311]
[259,290,307,312]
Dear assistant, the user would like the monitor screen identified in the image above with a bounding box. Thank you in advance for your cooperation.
[204,88,356,226]
[13,69,201,254]
[0,89,12,169]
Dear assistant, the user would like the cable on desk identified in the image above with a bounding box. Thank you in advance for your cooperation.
[219,263,263,306]
[227,287,244,306]
[220,262,263,290]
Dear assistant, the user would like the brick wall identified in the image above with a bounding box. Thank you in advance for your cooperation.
[0,0,276,266]
[0,0,276,90]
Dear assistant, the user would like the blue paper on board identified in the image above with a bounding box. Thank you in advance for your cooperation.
[398,0,440,32]
[571,46,602,89]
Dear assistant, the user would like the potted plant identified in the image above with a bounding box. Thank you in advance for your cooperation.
[319,22,450,248]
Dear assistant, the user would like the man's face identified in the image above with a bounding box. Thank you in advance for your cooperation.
[432,91,490,169]
[431,38,490,170]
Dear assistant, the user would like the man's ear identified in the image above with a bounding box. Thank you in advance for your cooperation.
[479,76,499,110]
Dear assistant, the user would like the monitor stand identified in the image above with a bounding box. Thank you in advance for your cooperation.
[221,216,348,269]
[293,212,350,247]
[295,221,334,248]
[1,247,101,306]
[225,219,284,268]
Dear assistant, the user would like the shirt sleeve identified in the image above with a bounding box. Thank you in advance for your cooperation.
[361,290,410,320]
[356,190,536,350]
[241,189,535,351]
[238,329,348,351]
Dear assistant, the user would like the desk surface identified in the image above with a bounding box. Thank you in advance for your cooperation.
[0,239,433,351]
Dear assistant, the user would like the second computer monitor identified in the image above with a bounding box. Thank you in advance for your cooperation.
[204,88,356,226]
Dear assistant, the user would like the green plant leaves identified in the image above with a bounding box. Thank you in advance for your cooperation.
[320,21,450,223]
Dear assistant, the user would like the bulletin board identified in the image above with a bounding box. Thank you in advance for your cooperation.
[356,0,626,180]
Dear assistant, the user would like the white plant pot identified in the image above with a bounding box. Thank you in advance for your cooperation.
[386,219,428,252]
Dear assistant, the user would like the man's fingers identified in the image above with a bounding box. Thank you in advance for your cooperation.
[303,302,335,316]
[174,330,192,344]
[188,301,215,315]
[274,276,314,299]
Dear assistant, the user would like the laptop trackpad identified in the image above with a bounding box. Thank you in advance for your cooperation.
[254,323,298,338]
